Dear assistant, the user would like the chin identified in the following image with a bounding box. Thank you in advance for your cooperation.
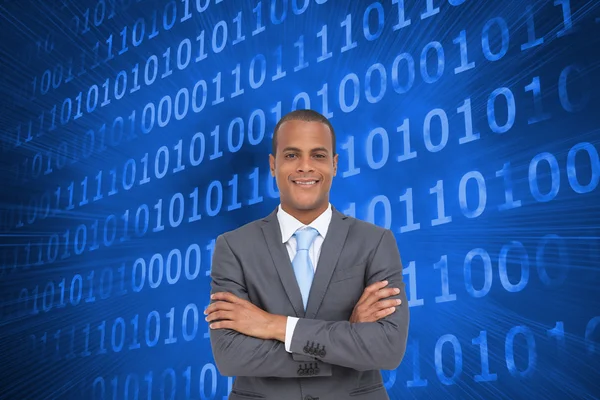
[290,199,325,211]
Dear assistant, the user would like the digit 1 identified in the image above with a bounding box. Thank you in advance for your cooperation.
[585,316,600,355]
[317,83,332,118]
[139,153,150,185]
[272,45,287,81]
[293,35,309,72]
[81,324,92,356]
[231,63,244,98]
[232,11,245,45]
[86,270,96,303]
[227,174,242,211]
[89,219,99,251]
[120,209,130,242]
[205,239,215,276]
[66,181,75,210]
[396,118,416,162]
[316,24,332,63]
[117,263,127,295]
[212,72,224,105]
[153,199,165,232]
[457,98,480,144]
[79,176,89,206]
[406,339,427,387]
[94,170,103,201]
[66,326,76,359]
[183,366,192,399]
[188,187,202,223]
[340,135,360,178]
[524,76,551,124]
[555,0,573,37]
[181,0,192,22]
[429,180,452,226]
[57,278,67,307]
[53,329,61,359]
[399,187,420,233]
[248,167,264,206]
[97,320,107,354]
[342,202,356,218]
[164,307,177,344]
[495,162,522,211]
[172,139,185,173]
[472,330,498,381]
[521,5,543,51]
[129,314,141,350]
[144,371,154,397]
[391,0,411,30]
[452,30,475,74]
[433,255,456,303]
[204,303,211,339]
[270,102,282,135]
[420,0,439,20]
[547,321,565,354]
[222,377,233,400]
[402,260,424,307]
[340,14,357,52]
[209,125,223,160]
[252,1,266,35]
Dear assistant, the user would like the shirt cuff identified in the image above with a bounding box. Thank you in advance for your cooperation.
[285,316,299,353]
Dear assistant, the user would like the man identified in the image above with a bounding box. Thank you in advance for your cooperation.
[205,109,409,399]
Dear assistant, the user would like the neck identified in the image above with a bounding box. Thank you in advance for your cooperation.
[281,202,329,225]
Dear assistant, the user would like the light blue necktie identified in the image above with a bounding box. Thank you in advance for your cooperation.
[292,227,319,310]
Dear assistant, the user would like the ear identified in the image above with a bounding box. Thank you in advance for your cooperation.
[269,153,276,176]
[332,153,338,176]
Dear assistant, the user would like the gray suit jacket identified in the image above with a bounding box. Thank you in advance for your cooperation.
[209,206,409,400]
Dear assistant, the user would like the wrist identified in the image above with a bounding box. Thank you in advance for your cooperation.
[268,314,287,342]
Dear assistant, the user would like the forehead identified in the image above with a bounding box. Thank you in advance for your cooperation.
[277,120,332,147]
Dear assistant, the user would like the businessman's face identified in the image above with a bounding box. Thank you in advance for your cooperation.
[269,120,338,220]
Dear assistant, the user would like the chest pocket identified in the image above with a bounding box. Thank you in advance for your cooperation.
[329,263,365,284]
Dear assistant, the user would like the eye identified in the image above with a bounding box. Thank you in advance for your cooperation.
[284,153,297,159]
[314,154,326,158]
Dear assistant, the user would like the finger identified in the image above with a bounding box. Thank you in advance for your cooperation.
[361,284,397,308]
[356,280,389,305]
[204,300,235,315]
[209,320,235,330]
[373,307,396,320]
[374,298,402,310]
[211,292,243,304]
[205,310,234,322]
[374,287,401,301]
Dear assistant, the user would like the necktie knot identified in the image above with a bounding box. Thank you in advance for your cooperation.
[294,227,319,251]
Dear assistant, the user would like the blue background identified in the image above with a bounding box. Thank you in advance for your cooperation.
[0,0,599,398]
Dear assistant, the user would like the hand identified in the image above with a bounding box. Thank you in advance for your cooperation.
[349,280,402,323]
[205,292,286,341]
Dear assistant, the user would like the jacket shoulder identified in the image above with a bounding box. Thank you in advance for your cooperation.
[217,216,266,243]
[344,214,389,237]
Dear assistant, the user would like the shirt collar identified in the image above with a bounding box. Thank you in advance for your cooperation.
[277,203,332,243]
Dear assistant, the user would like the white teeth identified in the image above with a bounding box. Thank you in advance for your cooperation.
[295,181,316,185]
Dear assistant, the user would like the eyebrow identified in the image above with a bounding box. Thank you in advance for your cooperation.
[282,146,330,153]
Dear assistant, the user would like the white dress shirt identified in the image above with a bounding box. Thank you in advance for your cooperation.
[276,203,333,353]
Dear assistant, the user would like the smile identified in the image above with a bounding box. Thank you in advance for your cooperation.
[292,180,319,186]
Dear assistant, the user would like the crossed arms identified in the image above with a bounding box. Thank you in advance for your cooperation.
[207,229,409,377]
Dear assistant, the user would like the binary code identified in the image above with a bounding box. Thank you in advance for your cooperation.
[0,0,599,399]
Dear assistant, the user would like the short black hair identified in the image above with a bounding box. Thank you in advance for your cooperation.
[272,109,336,156]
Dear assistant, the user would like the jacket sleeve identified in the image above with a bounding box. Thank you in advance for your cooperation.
[208,234,333,378]
[288,229,410,371]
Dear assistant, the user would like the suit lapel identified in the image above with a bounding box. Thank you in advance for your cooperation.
[260,206,352,320]
[305,207,351,319]
[261,208,306,318]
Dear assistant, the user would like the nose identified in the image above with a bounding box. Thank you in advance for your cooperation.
[297,155,314,172]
